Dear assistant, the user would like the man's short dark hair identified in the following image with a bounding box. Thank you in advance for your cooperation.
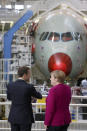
[18,66,30,77]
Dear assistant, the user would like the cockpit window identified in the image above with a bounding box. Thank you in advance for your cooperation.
[40,32,49,41]
[61,32,73,42]
[48,32,60,42]
[39,32,45,40]
[39,32,82,42]
[73,32,82,41]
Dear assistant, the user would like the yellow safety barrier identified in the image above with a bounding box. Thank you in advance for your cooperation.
[37,98,46,111]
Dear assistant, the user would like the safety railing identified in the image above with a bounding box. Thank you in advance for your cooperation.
[0,95,87,130]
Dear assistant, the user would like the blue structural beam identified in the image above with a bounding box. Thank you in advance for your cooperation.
[4,10,33,58]
[3,10,33,80]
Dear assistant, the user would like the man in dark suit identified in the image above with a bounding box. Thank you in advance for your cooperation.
[7,66,42,131]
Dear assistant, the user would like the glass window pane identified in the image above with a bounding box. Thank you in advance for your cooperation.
[48,32,54,41]
[39,32,45,40]
[62,32,73,42]
[48,32,60,42]
[54,32,60,41]
[39,32,49,41]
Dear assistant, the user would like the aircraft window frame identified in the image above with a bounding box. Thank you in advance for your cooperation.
[48,32,60,42]
[39,32,45,40]
[39,32,49,41]
[76,32,82,40]
[61,32,73,42]
[39,32,82,42]
[72,32,82,41]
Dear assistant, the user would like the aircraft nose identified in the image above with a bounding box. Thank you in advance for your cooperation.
[48,53,72,76]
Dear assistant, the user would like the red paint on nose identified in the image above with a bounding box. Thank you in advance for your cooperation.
[31,43,35,53]
[48,53,72,76]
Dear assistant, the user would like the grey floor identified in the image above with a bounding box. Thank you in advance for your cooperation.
[0,121,87,131]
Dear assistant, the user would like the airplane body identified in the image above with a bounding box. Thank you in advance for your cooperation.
[34,5,87,79]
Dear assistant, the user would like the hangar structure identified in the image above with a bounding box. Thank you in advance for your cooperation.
[0,0,87,83]
[0,0,87,131]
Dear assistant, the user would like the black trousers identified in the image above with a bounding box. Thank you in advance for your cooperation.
[46,124,69,131]
[11,123,32,131]
[82,99,87,120]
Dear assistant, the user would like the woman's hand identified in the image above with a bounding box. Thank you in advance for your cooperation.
[44,125,48,129]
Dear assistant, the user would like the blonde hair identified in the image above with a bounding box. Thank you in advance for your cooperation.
[51,70,66,83]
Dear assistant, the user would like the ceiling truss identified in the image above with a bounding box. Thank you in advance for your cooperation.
[0,0,87,21]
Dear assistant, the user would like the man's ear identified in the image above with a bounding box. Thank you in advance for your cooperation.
[23,74,26,79]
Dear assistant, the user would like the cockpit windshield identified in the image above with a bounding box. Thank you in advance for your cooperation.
[40,32,49,41]
[48,32,60,42]
[39,32,82,42]
[61,32,73,42]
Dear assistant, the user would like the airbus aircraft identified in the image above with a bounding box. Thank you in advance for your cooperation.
[33,3,87,79]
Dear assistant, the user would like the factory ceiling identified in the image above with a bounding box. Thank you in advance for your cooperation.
[0,0,87,21]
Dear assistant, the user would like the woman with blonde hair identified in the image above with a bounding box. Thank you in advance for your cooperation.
[44,70,71,131]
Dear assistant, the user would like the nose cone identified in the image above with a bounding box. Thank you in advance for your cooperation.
[48,53,72,76]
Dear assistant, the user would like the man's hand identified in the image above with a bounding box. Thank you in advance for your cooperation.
[31,97,37,103]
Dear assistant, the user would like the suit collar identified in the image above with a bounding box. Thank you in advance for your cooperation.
[16,79,25,82]
[18,77,24,80]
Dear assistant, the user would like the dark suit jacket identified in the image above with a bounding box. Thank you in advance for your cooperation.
[7,79,42,124]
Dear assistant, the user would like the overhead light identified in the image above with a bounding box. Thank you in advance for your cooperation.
[1,21,13,24]
[83,17,87,22]
[27,5,32,9]
[1,21,5,23]
[15,5,24,10]
[5,5,12,9]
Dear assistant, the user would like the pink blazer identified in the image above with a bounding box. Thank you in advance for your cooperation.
[44,84,71,126]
